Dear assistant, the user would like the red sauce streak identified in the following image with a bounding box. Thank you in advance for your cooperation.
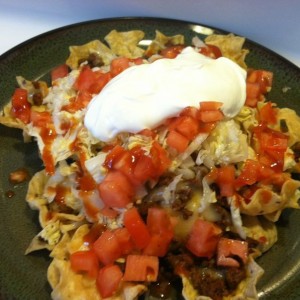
[40,126,57,175]
[78,174,97,192]
[79,190,101,221]
[54,185,69,205]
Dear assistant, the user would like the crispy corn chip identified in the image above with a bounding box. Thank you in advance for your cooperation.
[242,215,278,254]
[145,30,185,57]
[277,107,300,147]
[205,33,249,68]
[239,179,300,219]
[48,225,147,300]
[48,258,147,300]
[16,76,49,102]
[66,40,115,69]
[104,29,145,58]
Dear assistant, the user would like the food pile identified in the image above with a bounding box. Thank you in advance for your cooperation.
[1,29,300,300]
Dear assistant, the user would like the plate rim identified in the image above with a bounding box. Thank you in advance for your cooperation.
[0,16,299,71]
[0,16,300,300]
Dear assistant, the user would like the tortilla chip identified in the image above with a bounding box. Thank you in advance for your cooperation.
[48,259,101,300]
[66,40,115,69]
[242,215,278,254]
[16,76,49,101]
[277,107,300,147]
[145,30,185,57]
[104,30,145,58]
[205,33,249,69]
[239,179,300,220]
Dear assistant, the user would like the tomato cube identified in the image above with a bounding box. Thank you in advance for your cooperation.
[97,264,123,298]
[186,219,222,258]
[123,255,159,282]
[217,238,248,267]
[93,230,122,265]
[123,207,151,249]
[70,250,99,278]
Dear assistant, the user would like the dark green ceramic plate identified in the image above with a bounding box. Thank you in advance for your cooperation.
[0,17,299,300]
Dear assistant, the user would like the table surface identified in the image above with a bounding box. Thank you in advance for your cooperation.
[0,0,299,67]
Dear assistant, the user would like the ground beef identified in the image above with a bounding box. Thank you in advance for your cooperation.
[78,53,104,68]
[212,203,232,230]
[166,247,247,300]
[224,267,246,290]
[190,267,226,300]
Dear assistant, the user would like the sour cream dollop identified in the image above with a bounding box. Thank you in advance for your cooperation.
[85,47,246,142]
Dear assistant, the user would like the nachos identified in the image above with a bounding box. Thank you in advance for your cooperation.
[1,29,300,300]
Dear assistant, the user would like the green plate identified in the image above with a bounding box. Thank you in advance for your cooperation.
[0,17,299,300]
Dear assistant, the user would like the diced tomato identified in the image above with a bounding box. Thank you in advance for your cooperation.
[70,250,99,278]
[83,224,106,246]
[146,207,174,237]
[245,70,273,107]
[198,122,217,134]
[245,82,260,107]
[114,227,134,255]
[235,159,274,188]
[123,207,151,249]
[168,116,199,140]
[51,64,69,82]
[254,125,288,172]
[217,165,236,197]
[160,45,185,59]
[247,70,273,94]
[217,238,248,267]
[104,144,169,186]
[74,66,96,92]
[111,150,134,180]
[93,230,122,265]
[197,101,224,123]
[198,109,224,123]
[98,170,134,208]
[132,57,144,65]
[208,165,236,197]
[259,102,278,125]
[133,154,156,184]
[11,88,31,124]
[260,130,288,152]
[150,141,171,177]
[89,71,111,94]
[199,45,222,59]
[199,101,223,111]
[143,208,174,257]
[104,145,127,169]
[110,57,131,77]
[96,264,123,298]
[123,255,159,282]
[166,130,190,153]
[180,106,199,119]
[30,110,52,127]
[186,219,222,258]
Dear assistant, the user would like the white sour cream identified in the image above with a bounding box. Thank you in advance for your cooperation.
[85,47,246,142]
